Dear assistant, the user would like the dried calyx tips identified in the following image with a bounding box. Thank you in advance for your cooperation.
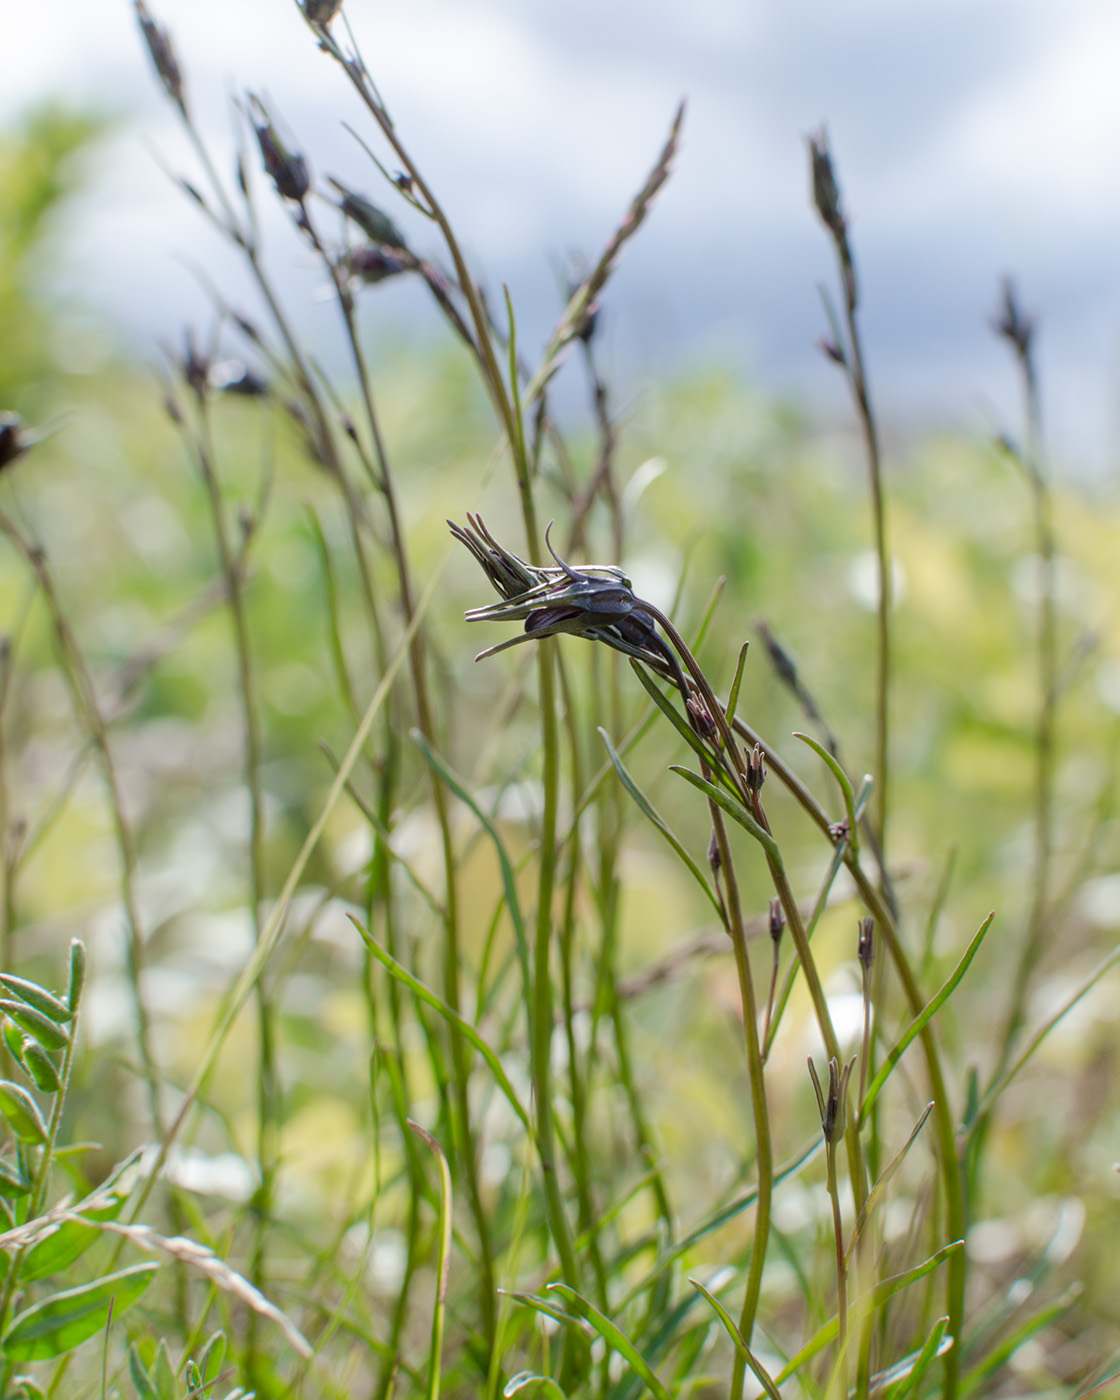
[450,515,688,694]
[808,1055,855,1146]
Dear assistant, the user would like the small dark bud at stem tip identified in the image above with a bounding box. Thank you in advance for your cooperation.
[707,830,721,875]
[135,1,185,111]
[304,0,344,22]
[0,413,29,471]
[253,105,311,203]
[857,916,874,969]
[768,897,784,942]
[818,337,844,365]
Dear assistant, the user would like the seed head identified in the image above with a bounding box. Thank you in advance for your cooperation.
[808,1055,854,1146]
[252,103,310,203]
[135,2,185,112]
[329,179,408,250]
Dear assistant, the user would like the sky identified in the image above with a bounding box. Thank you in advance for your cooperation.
[6,0,1120,476]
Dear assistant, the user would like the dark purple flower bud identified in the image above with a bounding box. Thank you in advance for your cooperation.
[768,897,784,943]
[304,0,344,21]
[329,179,408,249]
[254,109,310,203]
[135,2,185,112]
[991,277,1035,360]
[808,128,844,240]
[808,1055,854,1146]
[687,693,721,746]
[818,337,844,365]
[857,916,874,970]
[746,743,766,793]
[345,245,412,285]
[0,413,28,471]
[209,360,268,397]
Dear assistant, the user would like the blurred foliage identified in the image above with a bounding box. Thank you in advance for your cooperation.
[2,92,1120,1400]
[0,105,108,409]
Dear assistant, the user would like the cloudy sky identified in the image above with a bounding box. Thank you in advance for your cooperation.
[7,0,1120,474]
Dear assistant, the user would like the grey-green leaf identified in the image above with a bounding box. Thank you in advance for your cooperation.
[2,1263,160,1360]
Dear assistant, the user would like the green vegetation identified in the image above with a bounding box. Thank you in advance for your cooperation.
[0,11,1118,1399]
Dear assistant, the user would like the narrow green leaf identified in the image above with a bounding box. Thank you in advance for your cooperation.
[0,1000,69,1052]
[20,1040,61,1095]
[547,1283,671,1400]
[500,1290,589,1333]
[845,1103,934,1268]
[20,1219,102,1284]
[0,1156,32,1197]
[668,766,782,865]
[0,1079,48,1143]
[3,1018,24,1061]
[410,1121,452,1400]
[0,976,74,1025]
[504,286,529,472]
[777,1241,963,1383]
[599,728,720,913]
[2,1262,159,1360]
[411,731,530,997]
[689,1278,782,1400]
[792,731,859,854]
[860,913,994,1122]
[195,1329,225,1393]
[154,1338,178,1400]
[880,1316,951,1400]
[129,1343,160,1400]
[725,642,750,726]
[12,1378,47,1400]
[960,1291,1077,1398]
[504,1373,568,1399]
[352,919,532,1135]
[630,661,724,775]
[66,939,86,1012]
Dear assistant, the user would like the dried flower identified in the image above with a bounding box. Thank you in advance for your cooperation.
[344,246,413,286]
[135,1,185,112]
[687,693,721,746]
[451,515,687,693]
[328,179,408,250]
[808,1055,854,1146]
[252,102,310,204]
